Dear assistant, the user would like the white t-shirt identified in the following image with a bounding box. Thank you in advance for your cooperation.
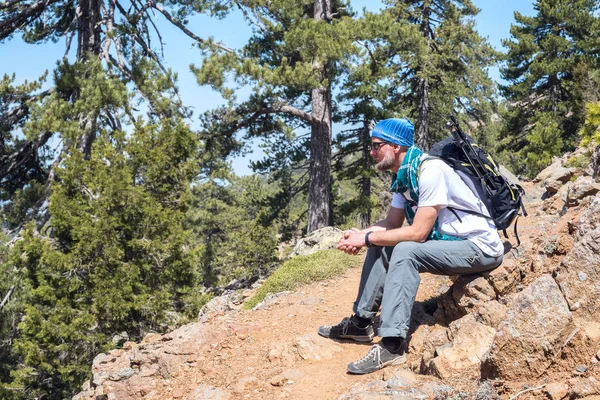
[391,157,504,257]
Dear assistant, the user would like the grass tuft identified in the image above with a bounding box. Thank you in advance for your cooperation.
[243,249,361,310]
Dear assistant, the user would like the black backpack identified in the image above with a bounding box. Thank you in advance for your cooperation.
[428,115,527,246]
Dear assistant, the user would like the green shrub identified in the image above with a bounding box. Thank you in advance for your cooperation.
[565,152,592,169]
[243,250,361,309]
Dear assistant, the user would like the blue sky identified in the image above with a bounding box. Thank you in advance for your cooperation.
[0,0,535,175]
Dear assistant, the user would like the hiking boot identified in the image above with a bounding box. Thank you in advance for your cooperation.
[347,343,406,374]
[317,317,374,342]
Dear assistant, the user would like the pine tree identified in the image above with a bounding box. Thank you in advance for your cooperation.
[0,0,228,230]
[499,0,600,176]
[193,0,361,233]
[333,9,403,227]
[383,0,498,150]
[331,1,497,227]
[0,60,205,398]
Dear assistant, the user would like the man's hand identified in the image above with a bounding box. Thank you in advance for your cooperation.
[337,228,365,255]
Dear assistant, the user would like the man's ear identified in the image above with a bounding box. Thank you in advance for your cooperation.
[395,145,408,154]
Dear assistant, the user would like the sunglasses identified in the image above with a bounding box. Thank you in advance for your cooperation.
[368,141,392,151]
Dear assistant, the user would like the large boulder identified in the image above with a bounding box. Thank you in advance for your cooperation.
[564,176,600,207]
[481,274,574,380]
[428,314,496,379]
[290,226,342,257]
[555,195,600,329]
[534,157,576,194]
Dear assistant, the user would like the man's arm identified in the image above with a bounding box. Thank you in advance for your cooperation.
[337,205,440,251]
[366,206,406,232]
[366,205,439,246]
[347,206,406,235]
[337,206,406,255]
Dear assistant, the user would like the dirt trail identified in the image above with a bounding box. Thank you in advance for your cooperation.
[152,265,452,400]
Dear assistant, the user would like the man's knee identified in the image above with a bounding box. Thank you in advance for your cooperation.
[390,241,421,263]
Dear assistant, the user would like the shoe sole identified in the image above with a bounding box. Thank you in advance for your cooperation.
[339,334,374,342]
[347,354,407,375]
[317,330,374,343]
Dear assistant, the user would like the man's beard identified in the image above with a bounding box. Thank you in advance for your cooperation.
[376,152,394,171]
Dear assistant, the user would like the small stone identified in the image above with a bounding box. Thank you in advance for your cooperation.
[575,365,588,373]
[270,375,285,386]
[108,367,135,381]
[122,341,137,351]
[544,382,569,400]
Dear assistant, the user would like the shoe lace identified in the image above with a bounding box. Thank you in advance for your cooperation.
[333,317,352,336]
[354,345,381,367]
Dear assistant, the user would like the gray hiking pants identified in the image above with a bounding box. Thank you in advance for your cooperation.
[352,240,503,339]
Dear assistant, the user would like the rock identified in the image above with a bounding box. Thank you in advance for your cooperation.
[269,369,303,387]
[437,274,496,322]
[294,334,343,360]
[290,227,342,257]
[481,275,574,380]
[565,176,600,207]
[543,382,569,400]
[232,376,259,394]
[555,198,600,316]
[198,295,234,322]
[475,380,500,400]
[267,343,296,366]
[141,333,162,344]
[534,157,576,193]
[475,300,508,328]
[185,385,232,400]
[428,314,496,379]
[485,262,520,295]
[386,370,419,389]
[409,325,450,355]
[569,377,600,399]
[299,296,323,305]
[252,291,293,310]
[108,367,135,381]
[111,331,129,347]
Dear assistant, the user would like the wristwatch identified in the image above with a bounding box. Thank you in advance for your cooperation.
[365,231,375,248]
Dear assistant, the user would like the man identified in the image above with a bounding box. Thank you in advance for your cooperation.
[318,118,504,374]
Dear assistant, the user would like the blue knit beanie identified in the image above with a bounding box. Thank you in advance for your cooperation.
[370,118,414,147]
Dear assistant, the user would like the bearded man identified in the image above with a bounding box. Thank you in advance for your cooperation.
[318,118,504,374]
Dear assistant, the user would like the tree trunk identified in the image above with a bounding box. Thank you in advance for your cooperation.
[307,0,332,234]
[77,0,101,59]
[359,123,371,228]
[308,84,332,233]
[415,77,430,150]
[76,0,101,158]
[415,2,431,150]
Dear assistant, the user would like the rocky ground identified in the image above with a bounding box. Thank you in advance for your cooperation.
[75,151,600,400]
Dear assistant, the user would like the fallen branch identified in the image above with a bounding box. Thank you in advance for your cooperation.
[508,384,546,400]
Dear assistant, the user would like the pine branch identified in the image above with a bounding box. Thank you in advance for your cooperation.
[0,130,53,180]
[0,0,61,41]
[150,1,234,54]
[0,0,26,11]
